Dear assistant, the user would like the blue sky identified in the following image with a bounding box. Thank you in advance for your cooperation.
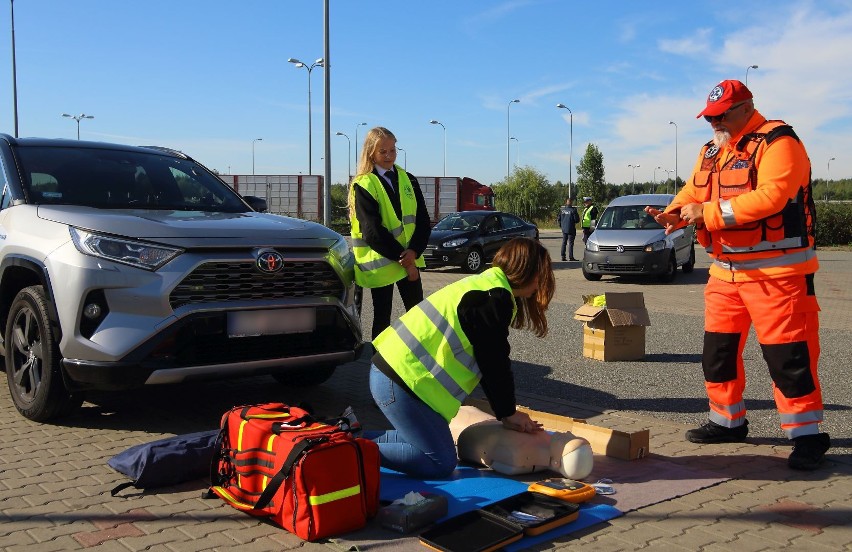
[2,1,851,188]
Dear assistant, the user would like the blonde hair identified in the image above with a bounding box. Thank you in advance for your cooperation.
[492,237,554,338]
[355,126,396,179]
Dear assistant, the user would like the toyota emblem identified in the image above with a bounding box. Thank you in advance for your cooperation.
[256,250,285,274]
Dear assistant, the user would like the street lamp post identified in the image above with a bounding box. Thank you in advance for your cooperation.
[429,120,446,176]
[397,147,407,171]
[287,57,324,175]
[745,64,758,87]
[668,121,678,190]
[252,138,262,175]
[827,157,836,201]
[354,122,367,169]
[664,169,674,194]
[335,132,351,182]
[510,137,519,166]
[628,164,640,194]
[507,99,519,180]
[654,166,662,192]
[11,0,19,137]
[61,113,94,140]
[556,103,573,199]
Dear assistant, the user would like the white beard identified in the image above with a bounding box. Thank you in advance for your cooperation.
[713,129,731,149]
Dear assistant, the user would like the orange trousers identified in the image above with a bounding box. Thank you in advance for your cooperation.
[702,274,823,439]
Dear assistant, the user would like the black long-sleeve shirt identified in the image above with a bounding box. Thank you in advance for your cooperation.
[353,168,431,260]
[373,286,518,420]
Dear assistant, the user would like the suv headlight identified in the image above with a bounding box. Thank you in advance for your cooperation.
[69,227,183,270]
[330,235,353,266]
[586,239,599,252]
[644,240,667,253]
[442,237,469,248]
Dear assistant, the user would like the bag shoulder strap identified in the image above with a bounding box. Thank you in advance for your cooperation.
[253,439,314,509]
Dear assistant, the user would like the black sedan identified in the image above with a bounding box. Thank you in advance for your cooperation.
[424,210,539,273]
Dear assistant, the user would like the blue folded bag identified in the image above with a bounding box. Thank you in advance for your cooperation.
[107,429,221,496]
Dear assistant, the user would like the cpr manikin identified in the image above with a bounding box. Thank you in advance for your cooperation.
[450,405,594,480]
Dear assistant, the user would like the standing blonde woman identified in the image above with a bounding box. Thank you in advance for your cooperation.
[349,127,431,339]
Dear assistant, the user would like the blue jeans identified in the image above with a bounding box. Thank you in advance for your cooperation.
[367,365,458,479]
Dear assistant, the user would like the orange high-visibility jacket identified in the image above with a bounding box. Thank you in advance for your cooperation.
[666,111,818,282]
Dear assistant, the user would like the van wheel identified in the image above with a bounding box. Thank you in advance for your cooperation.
[5,285,81,421]
[659,254,677,283]
[464,248,484,273]
[682,244,696,273]
[272,364,337,387]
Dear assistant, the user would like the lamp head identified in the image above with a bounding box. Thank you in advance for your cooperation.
[315,58,324,66]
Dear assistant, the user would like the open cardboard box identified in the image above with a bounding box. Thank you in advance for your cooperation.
[464,398,649,461]
[574,292,651,361]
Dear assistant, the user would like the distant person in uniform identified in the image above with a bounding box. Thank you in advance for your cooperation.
[349,127,431,340]
[557,197,580,261]
[580,197,598,244]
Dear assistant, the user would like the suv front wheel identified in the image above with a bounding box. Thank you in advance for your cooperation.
[5,285,82,421]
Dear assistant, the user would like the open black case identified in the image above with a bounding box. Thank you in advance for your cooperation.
[419,491,581,551]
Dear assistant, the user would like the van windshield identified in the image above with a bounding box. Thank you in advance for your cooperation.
[597,205,666,230]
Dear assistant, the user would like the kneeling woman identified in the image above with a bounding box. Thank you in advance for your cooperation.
[368,237,555,478]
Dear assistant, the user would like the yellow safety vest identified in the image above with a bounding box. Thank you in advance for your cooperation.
[373,267,517,422]
[349,167,425,288]
[582,205,595,228]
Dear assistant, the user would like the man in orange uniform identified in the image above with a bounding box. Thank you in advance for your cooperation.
[646,80,830,470]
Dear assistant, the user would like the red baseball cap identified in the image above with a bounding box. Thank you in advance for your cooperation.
[696,80,753,118]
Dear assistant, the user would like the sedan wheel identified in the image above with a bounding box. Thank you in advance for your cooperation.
[682,244,696,273]
[465,248,484,273]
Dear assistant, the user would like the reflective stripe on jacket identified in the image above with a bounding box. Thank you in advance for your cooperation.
[373,267,517,422]
[349,167,425,288]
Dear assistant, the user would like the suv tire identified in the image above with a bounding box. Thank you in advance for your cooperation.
[272,363,337,387]
[5,286,82,421]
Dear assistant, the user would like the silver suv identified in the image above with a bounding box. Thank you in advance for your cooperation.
[0,135,362,421]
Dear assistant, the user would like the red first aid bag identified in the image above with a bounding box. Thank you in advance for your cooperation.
[208,403,380,541]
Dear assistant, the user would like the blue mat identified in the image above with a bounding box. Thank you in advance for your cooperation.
[379,466,622,549]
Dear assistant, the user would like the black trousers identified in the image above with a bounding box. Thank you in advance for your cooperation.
[369,276,424,339]
[561,232,577,260]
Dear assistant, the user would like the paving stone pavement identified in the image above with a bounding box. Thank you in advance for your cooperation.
[1,231,849,551]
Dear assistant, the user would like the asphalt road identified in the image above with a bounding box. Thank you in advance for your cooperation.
[363,230,851,456]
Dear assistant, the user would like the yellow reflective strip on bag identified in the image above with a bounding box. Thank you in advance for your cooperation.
[211,486,254,510]
[237,420,248,487]
[308,484,361,506]
[261,433,277,489]
[246,413,292,419]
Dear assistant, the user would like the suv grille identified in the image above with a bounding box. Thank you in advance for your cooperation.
[170,260,343,309]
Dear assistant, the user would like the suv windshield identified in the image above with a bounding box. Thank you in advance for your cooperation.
[596,205,666,230]
[17,146,248,212]
[434,213,486,231]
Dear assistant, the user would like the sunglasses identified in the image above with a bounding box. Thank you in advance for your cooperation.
[704,102,748,123]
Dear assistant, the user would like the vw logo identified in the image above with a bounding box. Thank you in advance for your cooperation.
[616,245,625,253]
[256,250,285,274]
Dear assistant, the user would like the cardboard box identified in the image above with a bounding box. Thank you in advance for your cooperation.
[463,399,649,460]
[573,292,651,361]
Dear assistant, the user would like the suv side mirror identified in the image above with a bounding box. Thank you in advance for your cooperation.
[243,195,268,212]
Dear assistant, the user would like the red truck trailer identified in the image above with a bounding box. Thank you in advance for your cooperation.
[418,176,495,224]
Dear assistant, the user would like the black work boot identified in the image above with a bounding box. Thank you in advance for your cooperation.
[685,420,748,444]
[788,433,831,470]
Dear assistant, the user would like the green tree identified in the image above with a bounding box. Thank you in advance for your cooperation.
[575,144,606,204]
[491,165,561,224]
